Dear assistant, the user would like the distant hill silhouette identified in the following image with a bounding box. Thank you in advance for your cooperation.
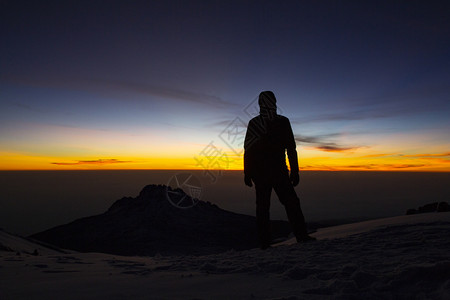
[31,185,291,256]
[406,201,450,215]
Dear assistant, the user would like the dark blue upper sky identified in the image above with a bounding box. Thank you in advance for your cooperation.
[1,1,449,170]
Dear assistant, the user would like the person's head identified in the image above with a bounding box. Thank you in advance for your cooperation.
[258,91,277,115]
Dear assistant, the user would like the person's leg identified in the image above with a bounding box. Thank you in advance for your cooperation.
[273,173,308,241]
[254,181,272,249]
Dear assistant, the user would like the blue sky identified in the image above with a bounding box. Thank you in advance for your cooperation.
[1,1,449,170]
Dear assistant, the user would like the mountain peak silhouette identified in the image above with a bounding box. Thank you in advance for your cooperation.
[31,184,291,256]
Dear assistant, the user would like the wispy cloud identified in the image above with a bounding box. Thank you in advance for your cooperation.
[291,108,399,125]
[342,164,427,170]
[290,94,441,125]
[100,80,235,108]
[295,133,362,153]
[360,152,450,160]
[398,152,450,165]
[52,159,132,165]
[206,118,241,129]
[424,158,450,164]
[315,145,361,152]
[401,152,450,158]
[2,75,237,109]
[295,133,340,143]
[299,163,429,171]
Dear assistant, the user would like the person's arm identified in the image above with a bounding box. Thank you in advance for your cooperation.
[286,119,299,186]
[243,120,255,187]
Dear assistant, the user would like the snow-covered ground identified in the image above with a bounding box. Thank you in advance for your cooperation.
[1,212,450,299]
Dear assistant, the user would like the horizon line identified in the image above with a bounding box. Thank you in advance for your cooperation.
[0,168,449,173]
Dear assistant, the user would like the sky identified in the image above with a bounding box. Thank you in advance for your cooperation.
[1,0,449,171]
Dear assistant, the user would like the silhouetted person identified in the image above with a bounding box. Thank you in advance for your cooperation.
[244,91,315,249]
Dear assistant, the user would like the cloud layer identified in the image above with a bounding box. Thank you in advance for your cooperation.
[52,159,132,166]
[1,75,236,109]
[295,134,362,153]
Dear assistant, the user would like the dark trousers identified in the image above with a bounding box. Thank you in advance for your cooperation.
[254,172,307,247]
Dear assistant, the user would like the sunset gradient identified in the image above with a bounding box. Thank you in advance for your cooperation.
[1,1,449,171]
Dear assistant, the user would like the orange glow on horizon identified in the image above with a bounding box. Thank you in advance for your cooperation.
[1,150,449,172]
